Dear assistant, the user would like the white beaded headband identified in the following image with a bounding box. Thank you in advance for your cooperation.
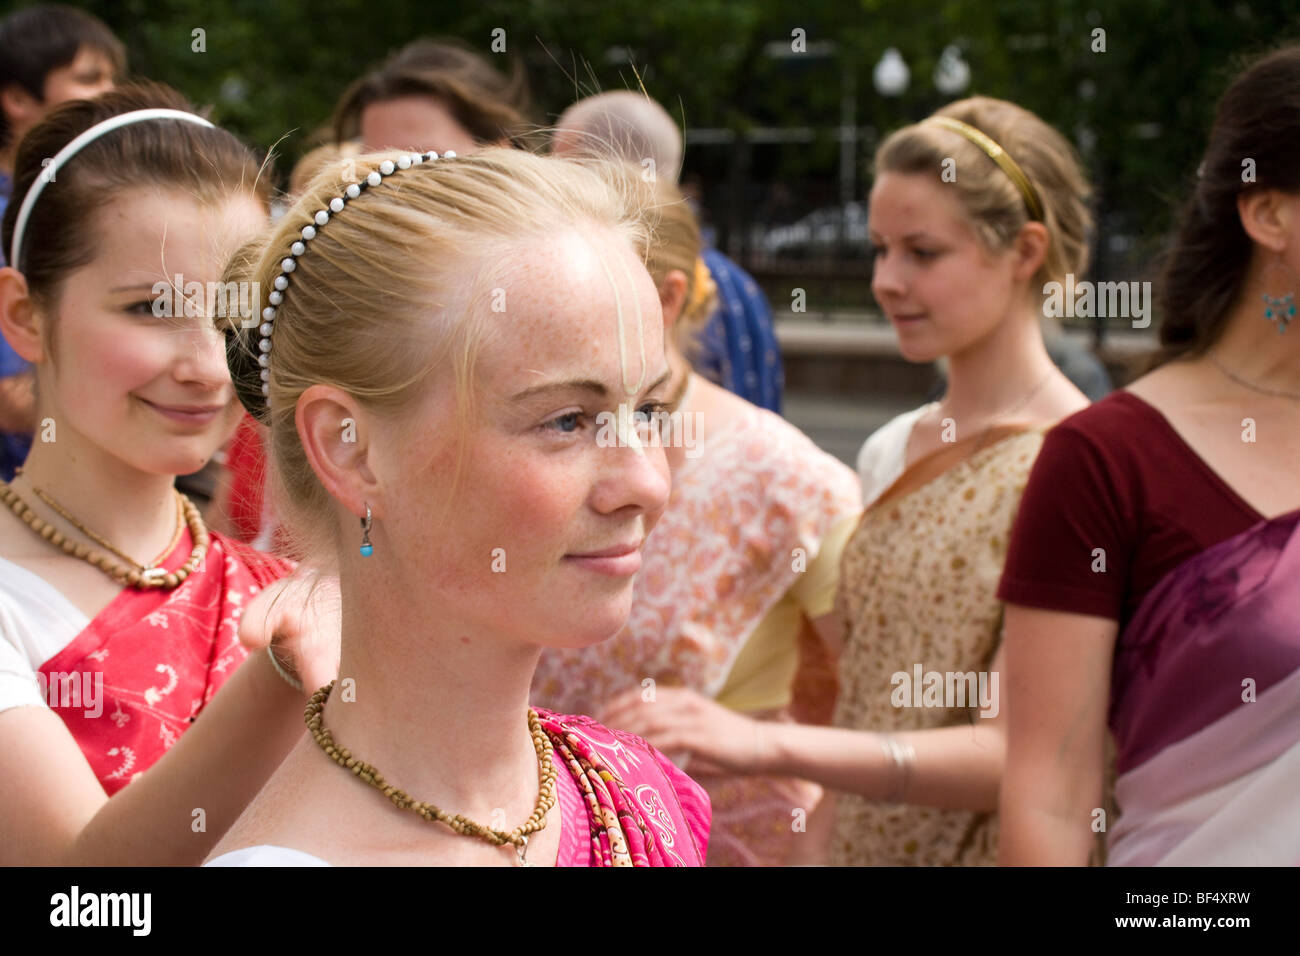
[8,108,216,270]
[254,148,457,407]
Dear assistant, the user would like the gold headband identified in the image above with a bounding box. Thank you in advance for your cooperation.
[926,116,1045,222]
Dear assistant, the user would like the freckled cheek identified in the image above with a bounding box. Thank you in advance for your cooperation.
[469,446,586,558]
[504,466,582,541]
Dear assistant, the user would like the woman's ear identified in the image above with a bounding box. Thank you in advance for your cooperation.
[658,269,689,336]
[296,384,383,520]
[1011,221,1050,284]
[0,267,48,363]
[1237,188,1290,253]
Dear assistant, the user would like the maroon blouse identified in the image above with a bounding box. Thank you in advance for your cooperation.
[997,390,1262,631]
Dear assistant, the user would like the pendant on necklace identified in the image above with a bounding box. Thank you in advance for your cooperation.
[514,835,533,867]
[140,567,167,582]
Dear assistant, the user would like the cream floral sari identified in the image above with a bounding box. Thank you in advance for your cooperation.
[830,423,1044,866]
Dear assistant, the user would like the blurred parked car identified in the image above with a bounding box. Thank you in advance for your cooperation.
[753,201,871,259]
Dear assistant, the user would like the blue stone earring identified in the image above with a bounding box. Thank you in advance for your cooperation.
[1261,254,1296,334]
[359,504,374,557]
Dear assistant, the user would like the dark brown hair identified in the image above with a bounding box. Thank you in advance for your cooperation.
[2,81,271,319]
[0,3,126,147]
[1147,45,1300,371]
[332,37,533,149]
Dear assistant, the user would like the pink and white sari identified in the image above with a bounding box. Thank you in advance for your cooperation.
[1106,508,1300,866]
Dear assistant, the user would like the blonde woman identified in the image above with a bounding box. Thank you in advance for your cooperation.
[606,97,1095,865]
[206,150,709,867]
[551,179,862,866]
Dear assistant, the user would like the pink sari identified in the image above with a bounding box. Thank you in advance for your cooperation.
[540,710,711,866]
[38,529,292,794]
[1106,508,1300,865]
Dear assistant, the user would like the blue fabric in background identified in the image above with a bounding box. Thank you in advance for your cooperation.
[695,247,784,415]
[0,171,35,480]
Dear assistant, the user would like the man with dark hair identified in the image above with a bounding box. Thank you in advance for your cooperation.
[0,4,122,479]
[0,4,123,181]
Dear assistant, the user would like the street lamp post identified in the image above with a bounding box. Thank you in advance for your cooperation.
[873,47,909,97]
[840,66,857,206]
[934,45,971,96]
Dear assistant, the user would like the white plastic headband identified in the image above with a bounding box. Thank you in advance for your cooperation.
[8,108,215,270]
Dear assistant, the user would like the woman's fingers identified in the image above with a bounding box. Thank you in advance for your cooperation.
[238,578,289,651]
[599,686,757,768]
[240,572,342,691]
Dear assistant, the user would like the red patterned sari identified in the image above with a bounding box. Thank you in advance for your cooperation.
[38,529,291,794]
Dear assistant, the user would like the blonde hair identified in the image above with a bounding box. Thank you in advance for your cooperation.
[875,96,1092,291]
[288,141,362,199]
[641,178,716,358]
[224,149,654,565]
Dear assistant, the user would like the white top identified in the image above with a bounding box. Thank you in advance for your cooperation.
[206,846,332,867]
[855,403,936,508]
[0,555,90,715]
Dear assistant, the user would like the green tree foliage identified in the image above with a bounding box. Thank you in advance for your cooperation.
[12,0,1299,270]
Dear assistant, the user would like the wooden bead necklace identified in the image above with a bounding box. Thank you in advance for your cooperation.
[304,680,559,866]
[0,473,209,590]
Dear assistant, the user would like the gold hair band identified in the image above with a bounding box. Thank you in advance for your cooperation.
[926,116,1044,222]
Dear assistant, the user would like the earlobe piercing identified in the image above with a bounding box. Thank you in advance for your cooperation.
[360,503,374,557]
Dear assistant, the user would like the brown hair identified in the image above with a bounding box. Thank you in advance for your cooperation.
[1,80,271,341]
[874,96,1093,293]
[223,150,654,566]
[1145,45,1300,372]
[332,37,533,149]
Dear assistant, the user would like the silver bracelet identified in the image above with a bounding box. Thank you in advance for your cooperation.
[266,645,303,692]
[879,734,916,803]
